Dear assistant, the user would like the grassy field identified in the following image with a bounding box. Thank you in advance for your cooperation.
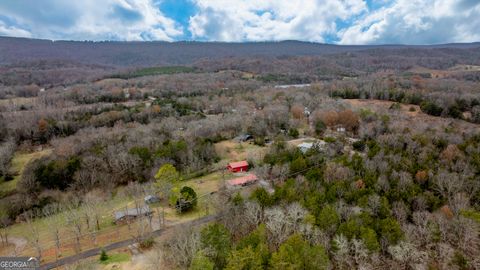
[110,66,197,79]
[0,148,52,198]
[0,149,53,218]
[100,252,131,265]
[215,140,267,165]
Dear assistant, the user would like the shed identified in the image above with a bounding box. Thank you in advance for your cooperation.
[144,195,160,204]
[228,174,258,187]
[227,160,249,172]
[114,206,152,224]
[235,134,253,142]
[298,142,314,153]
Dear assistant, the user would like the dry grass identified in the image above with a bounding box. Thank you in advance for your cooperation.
[287,137,318,147]
[345,99,422,117]
[215,140,267,165]
[0,97,37,107]
[344,99,480,134]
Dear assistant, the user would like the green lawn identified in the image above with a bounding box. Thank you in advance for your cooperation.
[0,149,52,199]
[110,66,197,79]
[461,210,480,223]
[99,252,131,265]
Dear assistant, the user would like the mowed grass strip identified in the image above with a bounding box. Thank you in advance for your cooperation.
[110,66,197,79]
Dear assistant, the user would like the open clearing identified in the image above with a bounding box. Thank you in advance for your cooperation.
[0,148,52,198]
[0,148,53,218]
[344,99,480,133]
[215,140,267,165]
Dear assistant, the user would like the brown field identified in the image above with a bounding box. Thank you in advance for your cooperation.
[214,140,267,165]
[0,97,37,107]
[344,99,480,133]
[408,64,480,79]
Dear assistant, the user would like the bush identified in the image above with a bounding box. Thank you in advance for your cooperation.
[100,249,109,262]
[389,103,401,110]
[253,137,266,146]
[140,237,155,249]
[314,120,327,135]
[288,128,299,138]
[420,101,443,116]
[352,140,366,151]
[323,137,336,143]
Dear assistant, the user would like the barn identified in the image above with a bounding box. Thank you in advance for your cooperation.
[227,160,249,172]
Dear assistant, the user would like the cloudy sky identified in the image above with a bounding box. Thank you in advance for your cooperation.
[0,0,479,44]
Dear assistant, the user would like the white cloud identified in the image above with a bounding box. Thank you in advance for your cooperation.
[0,21,31,38]
[0,0,479,44]
[338,0,480,44]
[188,0,368,42]
[0,0,183,41]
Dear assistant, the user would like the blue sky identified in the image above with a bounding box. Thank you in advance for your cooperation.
[0,0,479,44]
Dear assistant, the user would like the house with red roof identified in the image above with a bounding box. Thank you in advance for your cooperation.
[228,174,258,187]
[227,160,249,172]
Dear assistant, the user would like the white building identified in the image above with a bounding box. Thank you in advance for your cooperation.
[298,141,326,153]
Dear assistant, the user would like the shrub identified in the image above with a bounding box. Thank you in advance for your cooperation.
[100,249,108,262]
[288,128,299,138]
[389,103,401,110]
[314,120,327,135]
[253,137,265,146]
[352,140,366,151]
[420,101,443,116]
[324,137,336,143]
[140,237,155,249]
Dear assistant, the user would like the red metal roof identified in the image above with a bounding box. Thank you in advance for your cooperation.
[228,174,258,186]
[227,160,249,169]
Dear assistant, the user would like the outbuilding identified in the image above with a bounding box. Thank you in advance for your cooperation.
[228,174,258,187]
[227,160,249,172]
[114,206,152,224]
[144,195,160,204]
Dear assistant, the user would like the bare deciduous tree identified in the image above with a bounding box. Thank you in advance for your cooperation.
[163,225,200,268]
[25,213,42,262]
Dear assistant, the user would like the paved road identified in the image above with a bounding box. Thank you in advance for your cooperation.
[40,214,218,270]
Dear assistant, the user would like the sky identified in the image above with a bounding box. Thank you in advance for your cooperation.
[0,0,479,45]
